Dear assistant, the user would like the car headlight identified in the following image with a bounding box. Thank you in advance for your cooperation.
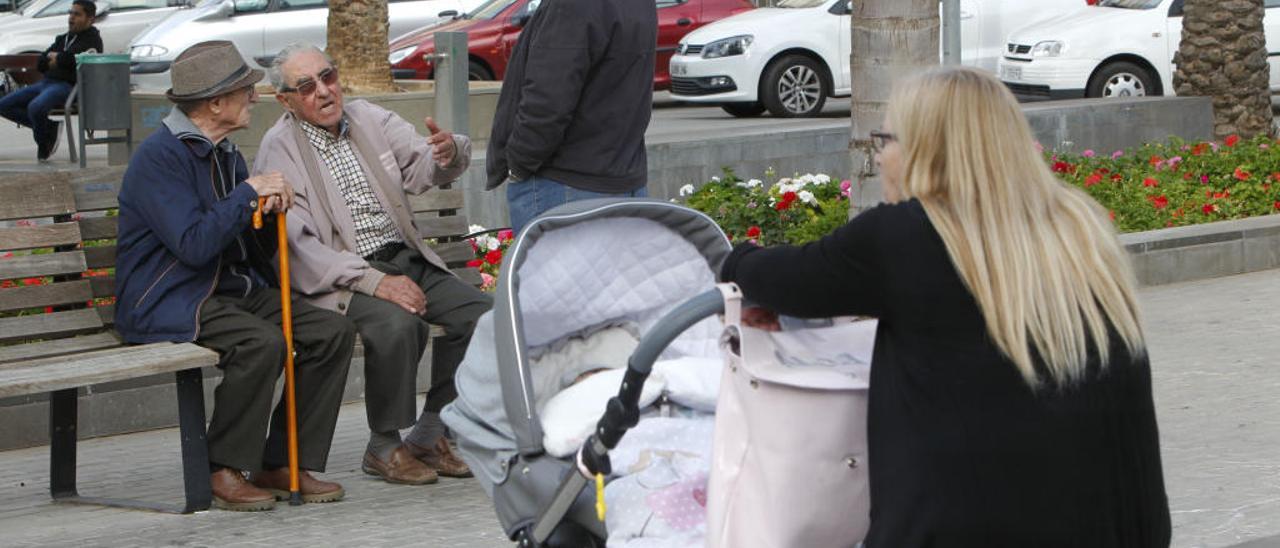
[702,35,753,59]
[130,44,169,59]
[388,46,417,66]
[1030,40,1065,57]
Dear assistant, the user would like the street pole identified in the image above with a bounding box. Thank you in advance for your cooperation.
[942,0,961,66]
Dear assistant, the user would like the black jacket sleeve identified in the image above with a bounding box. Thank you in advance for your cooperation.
[36,36,61,73]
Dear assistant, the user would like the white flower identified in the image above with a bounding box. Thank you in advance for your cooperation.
[797,174,816,186]
[814,174,831,185]
[679,184,696,197]
[747,179,763,188]
[798,190,817,205]
[775,179,800,194]
[483,236,501,251]
[736,181,751,188]
[469,224,486,234]
[711,176,721,182]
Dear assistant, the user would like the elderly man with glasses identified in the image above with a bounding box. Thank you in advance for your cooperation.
[254,43,491,486]
[115,40,355,512]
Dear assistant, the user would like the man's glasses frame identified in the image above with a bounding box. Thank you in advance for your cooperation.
[281,66,339,97]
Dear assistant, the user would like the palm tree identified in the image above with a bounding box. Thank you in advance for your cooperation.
[848,0,939,212]
[327,0,395,94]
[1174,0,1271,139]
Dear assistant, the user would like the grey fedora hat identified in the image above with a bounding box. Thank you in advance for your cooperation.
[166,40,264,102]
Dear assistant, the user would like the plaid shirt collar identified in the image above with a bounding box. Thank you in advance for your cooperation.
[299,117,351,152]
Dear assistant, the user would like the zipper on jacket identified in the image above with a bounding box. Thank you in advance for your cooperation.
[193,154,230,341]
[134,257,179,307]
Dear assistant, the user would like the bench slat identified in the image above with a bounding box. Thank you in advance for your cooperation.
[70,168,126,212]
[0,250,87,280]
[0,222,82,251]
[84,245,116,269]
[408,188,465,214]
[0,343,218,398]
[0,308,104,343]
[0,332,121,365]
[0,173,74,221]
[78,216,118,240]
[431,240,474,264]
[414,214,469,240]
[0,280,93,313]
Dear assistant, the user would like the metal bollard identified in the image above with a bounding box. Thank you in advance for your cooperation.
[431,31,470,138]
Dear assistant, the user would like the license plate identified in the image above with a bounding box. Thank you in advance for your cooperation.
[1001,65,1022,81]
[671,62,687,76]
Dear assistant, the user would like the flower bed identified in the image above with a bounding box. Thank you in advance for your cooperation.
[681,170,851,246]
[464,225,514,291]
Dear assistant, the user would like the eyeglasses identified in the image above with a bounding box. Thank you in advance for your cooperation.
[281,67,339,96]
[870,130,897,152]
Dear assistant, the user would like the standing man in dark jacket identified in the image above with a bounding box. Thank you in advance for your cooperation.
[0,0,102,161]
[487,0,657,232]
[115,41,355,512]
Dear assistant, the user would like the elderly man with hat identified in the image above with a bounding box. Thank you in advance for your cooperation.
[114,41,356,511]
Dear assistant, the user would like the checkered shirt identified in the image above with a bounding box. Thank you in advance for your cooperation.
[300,119,402,258]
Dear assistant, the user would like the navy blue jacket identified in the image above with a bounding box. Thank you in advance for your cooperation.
[115,113,278,343]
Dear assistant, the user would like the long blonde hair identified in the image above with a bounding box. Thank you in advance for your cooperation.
[885,66,1145,386]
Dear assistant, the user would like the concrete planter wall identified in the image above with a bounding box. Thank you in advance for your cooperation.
[1122,213,1280,286]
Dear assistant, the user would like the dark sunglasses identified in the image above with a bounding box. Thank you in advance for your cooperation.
[869,130,897,152]
[281,67,339,96]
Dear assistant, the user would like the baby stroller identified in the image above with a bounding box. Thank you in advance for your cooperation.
[442,198,734,546]
[443,198,874,547]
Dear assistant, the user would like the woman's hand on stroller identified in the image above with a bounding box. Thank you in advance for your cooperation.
[742,306,781,332]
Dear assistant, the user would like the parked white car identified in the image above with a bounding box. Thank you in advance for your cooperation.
[670,0,1090,117]
[999,0,1280,100]
[128,0,480,91]
[0,0,184,55]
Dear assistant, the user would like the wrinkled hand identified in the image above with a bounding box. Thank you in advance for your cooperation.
[374,274,428,315]
[425,116,456,167]
[741,306,781,332]
[245,171,295,213]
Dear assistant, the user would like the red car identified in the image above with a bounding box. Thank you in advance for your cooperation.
[388,0,754,90]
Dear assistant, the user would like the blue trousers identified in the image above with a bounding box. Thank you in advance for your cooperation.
[506,175,648,233]
[0,78,71,147]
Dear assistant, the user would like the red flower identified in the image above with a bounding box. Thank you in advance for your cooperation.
[1111,174,1123,181]
[782,191,798,203]
[775,200,791,211]
[1108,210,1116,221]
[1274,201,1280,211]
[1225,134,1240,147]
[469,239,478,252]
[484,249,503,265]
[1202,203,1217,215]
[1234,167,1250,181]
[746,226,761,238]
[1052,161,1072,173]
[22,277,44,286]
[1142,177,1158,188]
[1084,174,1102,187]
[498,229,515,241]
[1151,195,1169,209]
[44,306,54,313]
[1191,143,1209,156]
[466,259,484,268]
[1149,155,1162,167]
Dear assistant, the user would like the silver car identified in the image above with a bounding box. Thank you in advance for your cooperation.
[0,0,185,55]
[129,0,483,91]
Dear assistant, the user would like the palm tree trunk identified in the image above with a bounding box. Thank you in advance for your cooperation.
[327,0,395,94]
[1174,0,1271,139]
[849,0,939,212]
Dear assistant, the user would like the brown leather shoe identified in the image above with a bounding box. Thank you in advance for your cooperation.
[250,468,345,503]
[361,446,438,485]
[406,437,473,478]
[211,467,276,512]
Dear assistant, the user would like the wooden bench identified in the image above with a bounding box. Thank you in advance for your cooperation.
[0,166,482,512]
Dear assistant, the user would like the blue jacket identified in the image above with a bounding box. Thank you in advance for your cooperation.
[115,108,278,343]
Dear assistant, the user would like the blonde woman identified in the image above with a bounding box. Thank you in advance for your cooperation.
[720,66,1170,547]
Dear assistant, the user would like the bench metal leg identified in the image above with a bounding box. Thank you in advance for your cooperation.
[49,388,78,499]
[47,370,212,514]
[64,108,76,165]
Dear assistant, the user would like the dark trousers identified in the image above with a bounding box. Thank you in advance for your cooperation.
[196,288,356,473]
[347,246,492,432]
[0,78,70,147]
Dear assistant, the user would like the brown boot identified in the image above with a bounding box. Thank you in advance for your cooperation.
[211,467,276,512]
[361,446,438,485]
[250,468,345,503]
[407,437,473,478]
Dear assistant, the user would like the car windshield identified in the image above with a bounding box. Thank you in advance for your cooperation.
[466,0,519,19]
[1097,0,1162,8]
[776,0,829,7]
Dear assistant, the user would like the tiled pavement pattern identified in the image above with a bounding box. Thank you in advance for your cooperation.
[2,269,1280,547]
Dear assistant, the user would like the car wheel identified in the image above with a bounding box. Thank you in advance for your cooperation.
[1087,61,1156,99]
[721,102,766,117]
[761,55,827,117]
[468,60,494,81]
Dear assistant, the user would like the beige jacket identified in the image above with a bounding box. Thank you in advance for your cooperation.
[252,99,472,314]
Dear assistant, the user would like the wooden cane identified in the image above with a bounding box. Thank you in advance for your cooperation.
[256,197,302,506]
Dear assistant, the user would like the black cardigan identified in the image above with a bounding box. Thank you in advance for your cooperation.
[38,26,103,84]
[720,199,1171,548]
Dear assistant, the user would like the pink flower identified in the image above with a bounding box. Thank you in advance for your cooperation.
[1111,150,1124,160]
[1200,175,1210,184]
[1034,142,1044,153]
[497,229,514,241]
[480,273,496,291]
[1082,149,1096,158]
[840,180,852,192]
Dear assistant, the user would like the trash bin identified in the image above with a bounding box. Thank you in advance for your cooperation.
[72,53,132,167]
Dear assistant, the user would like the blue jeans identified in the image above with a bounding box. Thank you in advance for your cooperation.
[506,175,648,233]
[0,78,71,148]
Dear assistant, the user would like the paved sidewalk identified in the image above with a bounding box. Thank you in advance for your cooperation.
[2,269,1280,547]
